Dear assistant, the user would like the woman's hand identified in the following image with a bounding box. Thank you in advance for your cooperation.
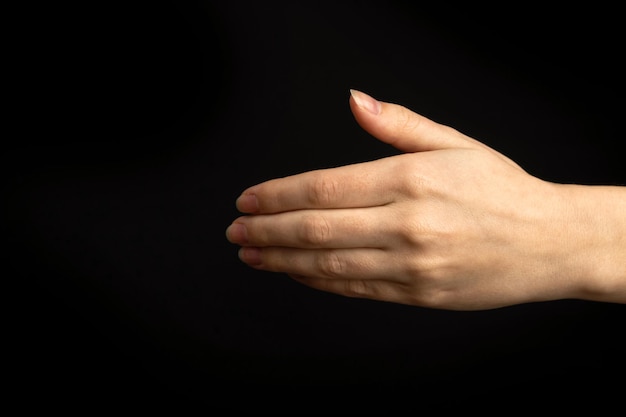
[226,90,626,310]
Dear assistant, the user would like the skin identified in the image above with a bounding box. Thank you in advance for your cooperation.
[226,90,626,311]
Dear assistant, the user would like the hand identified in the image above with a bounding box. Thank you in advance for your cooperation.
[226,90,626,310]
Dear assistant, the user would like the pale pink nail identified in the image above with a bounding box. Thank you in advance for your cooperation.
[350,89,381,115]
[236,193,259,213]
[226,223,248,244]
[239,247,262,265]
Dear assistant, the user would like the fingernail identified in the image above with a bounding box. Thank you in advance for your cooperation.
[239,247,262,265]
[350,89,381,115]
[236,193,259,213]
[226,223,248,244]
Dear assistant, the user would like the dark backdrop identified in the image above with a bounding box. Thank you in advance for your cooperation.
[7,1,625,412]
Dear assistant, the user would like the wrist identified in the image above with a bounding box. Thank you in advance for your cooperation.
[560,184,626,303]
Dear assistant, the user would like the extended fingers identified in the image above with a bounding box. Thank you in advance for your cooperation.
[227,206,394,249]
[236,157,397,214]
[239,246,394,281]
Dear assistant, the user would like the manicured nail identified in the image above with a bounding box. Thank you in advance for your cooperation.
[350,89,381,115]
[239,247,262,265]
[226,223,248,244]
[236,193,259,213]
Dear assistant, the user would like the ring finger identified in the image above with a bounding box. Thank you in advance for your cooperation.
[239,246,398,281]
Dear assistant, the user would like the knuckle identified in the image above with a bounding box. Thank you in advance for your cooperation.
[392,159,429,199]
[308,174,341,207]
[411,286,449,309]
[404,256,431,279]
[402,257,451,308]
[300,214,332,245]
[316,250,345,278]
[343,279,369,298]
[397,214,429,246]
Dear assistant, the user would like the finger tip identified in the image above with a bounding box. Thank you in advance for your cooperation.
[238,246,262,266]
[236,193,259,213]
[349,89,381,116]
[225,221,248,244]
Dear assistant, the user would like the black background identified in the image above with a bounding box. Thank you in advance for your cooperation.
[7,1,625,412]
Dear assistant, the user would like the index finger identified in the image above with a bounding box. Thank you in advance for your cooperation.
[236,157,397,214]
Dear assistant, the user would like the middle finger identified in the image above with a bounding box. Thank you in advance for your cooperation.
[227,206,394,249]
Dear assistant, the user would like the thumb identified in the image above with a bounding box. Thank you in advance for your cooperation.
[349,89,470,153]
